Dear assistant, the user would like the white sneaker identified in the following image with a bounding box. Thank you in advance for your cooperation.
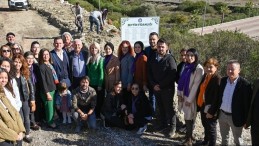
[136,125,147,135]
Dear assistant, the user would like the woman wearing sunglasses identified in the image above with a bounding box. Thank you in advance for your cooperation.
[126,83,152,135]
[0,45,13,59]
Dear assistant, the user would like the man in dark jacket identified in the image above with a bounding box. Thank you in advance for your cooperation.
[72,76,97,132]
[50,37,71,87]
[214,60,252,145]
[68,39,89,89]
[148,38,177,138]
[144,32,159,114]
[246,79,259,145]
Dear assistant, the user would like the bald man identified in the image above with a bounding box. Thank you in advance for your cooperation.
[68,39,89,89]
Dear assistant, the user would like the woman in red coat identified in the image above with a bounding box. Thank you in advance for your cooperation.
[132,41,148,92]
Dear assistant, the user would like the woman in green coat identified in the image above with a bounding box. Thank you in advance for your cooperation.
[87,42,104,118]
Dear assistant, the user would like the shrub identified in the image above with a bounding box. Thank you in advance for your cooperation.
[160,30,259,82]
[108,12,123,28]
[128,3,157,17]
[214,2,228,12]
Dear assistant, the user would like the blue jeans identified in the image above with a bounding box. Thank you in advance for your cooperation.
[73,110,96,129]
[149,89,156,115]
[89,16,100,34]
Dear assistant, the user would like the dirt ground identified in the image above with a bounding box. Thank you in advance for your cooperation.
[0,1,61,51]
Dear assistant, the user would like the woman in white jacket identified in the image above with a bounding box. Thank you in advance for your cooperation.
[0,58,21,112]
[177,48,204,146]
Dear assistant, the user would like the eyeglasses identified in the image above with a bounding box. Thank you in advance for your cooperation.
[131,87,139,90]
[13,48,20,50]
[2,50,11,53]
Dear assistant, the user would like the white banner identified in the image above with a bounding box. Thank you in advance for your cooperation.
[121,17,160,47]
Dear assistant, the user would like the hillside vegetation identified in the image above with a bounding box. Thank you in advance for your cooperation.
[68,0,259,82]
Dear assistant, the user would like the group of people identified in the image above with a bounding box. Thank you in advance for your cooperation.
[174,45,258,146]
[71,2,108,34]
[0,30,258,146]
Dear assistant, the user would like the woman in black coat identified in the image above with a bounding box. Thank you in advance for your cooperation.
[127,83,152,135]
[101,81,126,128]
[196,58,221,146]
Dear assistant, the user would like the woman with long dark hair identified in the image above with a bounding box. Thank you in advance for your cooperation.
[38,49,57,129]
[177,48,204,145]
[13,54,35,143]
[0,68,25,145]
[0,58,22,113]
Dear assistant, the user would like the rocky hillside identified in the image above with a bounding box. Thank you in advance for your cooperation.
[30,0,121,50]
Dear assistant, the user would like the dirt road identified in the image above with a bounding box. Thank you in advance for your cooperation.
[190,16,259,40]
[0,1,60,51]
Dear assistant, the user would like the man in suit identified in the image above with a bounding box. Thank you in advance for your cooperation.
[50,37,71,121]
[50,37,71,87]
[216,60,252,145]
[246,79,259,145]
[68,39,89,89]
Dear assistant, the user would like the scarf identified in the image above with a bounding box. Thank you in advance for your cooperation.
[46,63,59,84]
[131,95,139,114]
[177,63,196,97]
[29,65,37,85]
[131,52,144,74]
[104,54,112,68]
[197,74,212,107]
